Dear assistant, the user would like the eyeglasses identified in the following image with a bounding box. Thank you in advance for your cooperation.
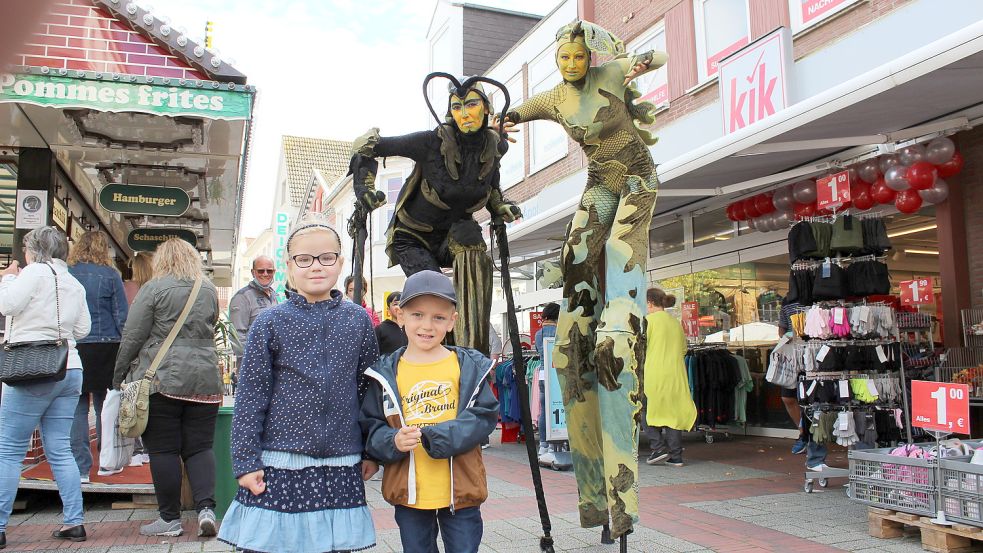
[253,269,275,275]
[290,252,340,268]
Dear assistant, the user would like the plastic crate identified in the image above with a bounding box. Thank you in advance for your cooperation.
[940,457,983,527]
[849,446,938,516]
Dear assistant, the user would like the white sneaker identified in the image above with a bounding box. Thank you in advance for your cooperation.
[97,467,124,476]
[538,452,556,466]
[537,445,549,456]
[140,454,150,464]
[128,455,144,467]
[79,475,90,484]
[807,463,830,471]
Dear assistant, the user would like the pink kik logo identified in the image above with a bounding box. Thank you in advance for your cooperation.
[729,51,778,132]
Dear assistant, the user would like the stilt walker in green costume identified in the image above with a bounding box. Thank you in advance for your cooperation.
[503,20,667,540]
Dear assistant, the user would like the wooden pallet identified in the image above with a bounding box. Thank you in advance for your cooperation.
[868,507,983,552]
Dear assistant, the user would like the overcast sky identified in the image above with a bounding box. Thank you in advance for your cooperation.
[154,0,555,237]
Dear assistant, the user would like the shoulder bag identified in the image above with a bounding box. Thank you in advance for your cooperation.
[0,263,69,386]
[119,276,202,438]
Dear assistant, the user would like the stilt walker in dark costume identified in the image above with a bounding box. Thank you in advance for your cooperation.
[348,76,520,356]
[502,20,667,543]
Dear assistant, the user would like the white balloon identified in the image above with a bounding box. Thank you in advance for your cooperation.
[884,165,910,191]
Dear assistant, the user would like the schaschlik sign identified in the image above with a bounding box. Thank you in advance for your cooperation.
[127,228,198,251]
[0,73,251,120]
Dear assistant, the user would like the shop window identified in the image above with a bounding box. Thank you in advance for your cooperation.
[629,23,669,108]
[694,0,750,81]
[693,208,736,247]
[649,220,685,258]
[528,47,568,173]
[490,72,525,190]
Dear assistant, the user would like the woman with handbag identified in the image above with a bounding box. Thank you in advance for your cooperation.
[67,231,128,481]
[0,226,92,546]
[112,238,222,538]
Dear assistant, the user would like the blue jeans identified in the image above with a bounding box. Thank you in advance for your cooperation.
[0,370,84,532]
[806,441,827,468]
[394,505,482,553]
[538,379,547,447]
[71,390,105,477]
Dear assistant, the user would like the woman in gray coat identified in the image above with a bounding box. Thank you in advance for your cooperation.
[112,239,221,539]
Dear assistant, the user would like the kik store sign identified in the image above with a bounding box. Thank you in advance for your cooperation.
[719,27,793,135]
[0,73,252,121]
[99,183,190,217]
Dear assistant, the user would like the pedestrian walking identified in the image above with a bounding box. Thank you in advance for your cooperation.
[122,252,152,467]
[228,255,279,343]
[643,288,697,467]
[112,239,222,538]
[534,303,558,462]
[67,231,128,481]
[361,270,498,553]
[0,226,92,546]
[219,214,380,553]
[345,275,381,327]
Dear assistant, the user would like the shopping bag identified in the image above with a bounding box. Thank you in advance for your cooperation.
[99,390,136,474]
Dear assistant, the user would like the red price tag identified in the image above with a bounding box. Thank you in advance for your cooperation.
[816,170,851,209]
[900,277,934,305]
[682,302,699,338]
[911,380,970,434]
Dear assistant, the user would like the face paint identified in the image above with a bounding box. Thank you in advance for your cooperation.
[556,42,589,82]
[449,90,486,134]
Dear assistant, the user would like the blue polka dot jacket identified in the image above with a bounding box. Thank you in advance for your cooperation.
[231,289,379,478]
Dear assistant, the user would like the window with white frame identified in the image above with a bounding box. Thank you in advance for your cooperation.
[789,0,862,33]
[694,0,750,82]
[490,72,524,190]
[527,47,568,173]
[374,174,404,239]
[629,23,669,108]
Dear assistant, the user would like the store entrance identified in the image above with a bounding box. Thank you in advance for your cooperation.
[649,207,941,435]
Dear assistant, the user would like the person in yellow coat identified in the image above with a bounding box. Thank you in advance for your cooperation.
[643,288,697,467]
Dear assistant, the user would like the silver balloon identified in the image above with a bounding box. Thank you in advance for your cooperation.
[772,185,795,211]
[919,178,949,204]
[846,167,859,185]
[857,159,880,184]
[746,217,757,230]
[792,179,817,203]
[772,211,791,229]
[755,216,771,232]
[879,154,901,174]
[899,144,926,166]
[925,136,956,165]
[884,165,910,191]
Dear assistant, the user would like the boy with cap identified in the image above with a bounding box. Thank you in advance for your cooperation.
[360,270,498,553]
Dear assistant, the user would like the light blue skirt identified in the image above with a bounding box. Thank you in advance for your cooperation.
[218,501,376,553]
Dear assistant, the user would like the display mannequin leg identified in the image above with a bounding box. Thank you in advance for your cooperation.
[593,180,657,538]
[554,186,617,531]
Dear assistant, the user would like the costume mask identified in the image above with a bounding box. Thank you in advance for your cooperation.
[556,40,589,83]
[450,90,486,134]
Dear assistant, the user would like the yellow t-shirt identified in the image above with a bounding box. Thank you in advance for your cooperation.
[397,352,460,510]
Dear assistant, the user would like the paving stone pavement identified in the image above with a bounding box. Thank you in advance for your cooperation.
[0,432,943,552]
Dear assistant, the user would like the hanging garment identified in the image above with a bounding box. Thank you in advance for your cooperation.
[732,354,753,424]
[861,217,892,254]
[830,214,864,254]
[688,349,743,427]
[495,359,522,423]
[643,312,697,431]
[732,289,759,325]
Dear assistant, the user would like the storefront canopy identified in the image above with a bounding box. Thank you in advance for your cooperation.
[504,18,983,259]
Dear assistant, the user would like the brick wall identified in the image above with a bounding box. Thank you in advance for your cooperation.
[12,0,206,80]
[954,126,983,307]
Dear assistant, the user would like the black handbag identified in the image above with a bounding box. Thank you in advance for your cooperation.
[0,263,69,386]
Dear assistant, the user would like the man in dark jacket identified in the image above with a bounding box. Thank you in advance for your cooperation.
[228,256,278,342]
[375,292,407,355]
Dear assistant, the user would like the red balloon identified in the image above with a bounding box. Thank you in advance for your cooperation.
[725,204,738,221]
[937,151,964,178]
[895,189,923,214]
[731,202,747,221]
[743,198,762,218]
[793,202,816,217]
[851,181,875,210]
[754,194,775,215]
[870,177,897,204]
[905,161,937,190]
